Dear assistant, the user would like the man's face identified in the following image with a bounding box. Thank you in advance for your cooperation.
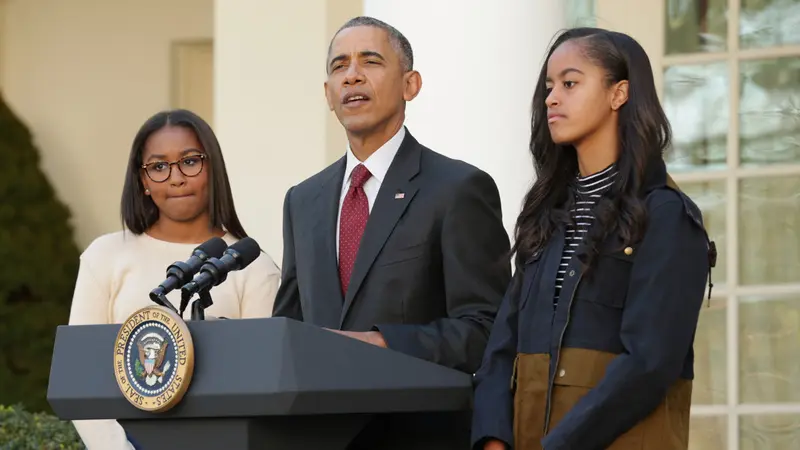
[324,26,418,136]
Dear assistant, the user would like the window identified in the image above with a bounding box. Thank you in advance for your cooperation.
[663,0,800,449]
[566,0,597,27]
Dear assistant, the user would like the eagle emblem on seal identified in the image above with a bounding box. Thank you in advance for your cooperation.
[135,332,172,387]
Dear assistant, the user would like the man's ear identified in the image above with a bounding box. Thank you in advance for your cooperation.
[611,80,629,111]
[403,70,422,102]
[324,81,334,111]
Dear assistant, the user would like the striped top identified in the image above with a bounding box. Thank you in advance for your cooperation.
[554,164,618,306]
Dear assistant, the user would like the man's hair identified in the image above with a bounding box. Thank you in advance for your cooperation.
[328,16,414,72]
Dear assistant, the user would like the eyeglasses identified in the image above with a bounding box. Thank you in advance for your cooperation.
[141,154,206,183]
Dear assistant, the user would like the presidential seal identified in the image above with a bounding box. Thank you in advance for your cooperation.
[113,305,194,412]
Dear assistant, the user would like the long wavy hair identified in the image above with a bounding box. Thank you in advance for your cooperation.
[513,28,671,271]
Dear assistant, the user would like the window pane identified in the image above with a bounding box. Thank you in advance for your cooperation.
[739,57,800,166]
[664,63,729,172]
[665,0,728,55]
[740,414,800,449]
[692,298,727,405]
[565,0,595,27]
[739,176,800,285]
[739,294,800,403]
[740,0,800,49]
[681,181,727,285]
[690,415,727,449]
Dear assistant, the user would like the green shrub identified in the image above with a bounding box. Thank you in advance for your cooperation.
[0,404,84,449]
[0,93,81,413]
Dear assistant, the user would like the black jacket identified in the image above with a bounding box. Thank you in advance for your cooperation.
[273,129,512,449]
[472,158,715,449]
[273,129,511,374]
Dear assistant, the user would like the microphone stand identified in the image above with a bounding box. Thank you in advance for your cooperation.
[150,291,179,314]
[179,288,193,319]
[190,289,215,321]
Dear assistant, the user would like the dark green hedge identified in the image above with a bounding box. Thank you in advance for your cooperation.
[0,94,81,413]
[0,404,84,449]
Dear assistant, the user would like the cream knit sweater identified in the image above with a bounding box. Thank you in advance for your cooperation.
[67,230,280,449]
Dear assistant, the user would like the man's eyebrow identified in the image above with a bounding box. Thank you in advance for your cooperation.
[329,54,348,70]
[359,50,385,61]
[328,50,387,71]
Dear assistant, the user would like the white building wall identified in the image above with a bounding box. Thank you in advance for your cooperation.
[362,0,568,238]
[0,0,214,248]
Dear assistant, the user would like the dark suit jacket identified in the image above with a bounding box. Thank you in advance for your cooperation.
[273,130,511,374]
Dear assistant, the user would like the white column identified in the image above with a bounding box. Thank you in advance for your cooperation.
[363,0,567,238]
[214,0,330,260]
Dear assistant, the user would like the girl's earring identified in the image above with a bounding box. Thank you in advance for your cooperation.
[145,189,151,195]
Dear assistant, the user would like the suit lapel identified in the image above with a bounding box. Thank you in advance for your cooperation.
[340,134,421,326]
[311,157,346,328]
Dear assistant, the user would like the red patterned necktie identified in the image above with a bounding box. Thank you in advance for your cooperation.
[339,164,372,296]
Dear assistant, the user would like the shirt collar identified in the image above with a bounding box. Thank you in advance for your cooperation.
[573,163,618,197]
[344,126,406,185]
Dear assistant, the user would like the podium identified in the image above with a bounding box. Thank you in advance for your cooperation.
[47,317,474,449]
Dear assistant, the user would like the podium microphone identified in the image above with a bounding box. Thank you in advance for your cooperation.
[149,237,228,312]
[180,237,261,301]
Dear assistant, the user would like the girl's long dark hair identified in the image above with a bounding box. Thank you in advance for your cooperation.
[513,28,671,271]
[120,109,248,240]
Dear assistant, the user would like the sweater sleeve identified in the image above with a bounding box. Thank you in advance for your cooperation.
[240,251,281,319]
[67,253,110,325]
[67,241,135,449]
[72,420,136,450]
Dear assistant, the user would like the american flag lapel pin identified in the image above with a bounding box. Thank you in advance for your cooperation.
[395,192,405,199]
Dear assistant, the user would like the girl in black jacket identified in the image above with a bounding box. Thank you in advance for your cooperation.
[471,27,716,450]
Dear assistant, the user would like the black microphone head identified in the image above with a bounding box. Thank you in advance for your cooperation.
[227,237,261,269]
[196,237,228,259]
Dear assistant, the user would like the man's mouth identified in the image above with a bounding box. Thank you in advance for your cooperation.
[343,93,370,106]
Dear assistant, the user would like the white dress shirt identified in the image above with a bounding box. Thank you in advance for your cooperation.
[336,125,406,258]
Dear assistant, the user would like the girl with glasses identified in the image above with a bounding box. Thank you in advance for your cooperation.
[67,109,280,449]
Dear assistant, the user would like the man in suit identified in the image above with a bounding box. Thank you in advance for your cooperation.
[273,16,511,448]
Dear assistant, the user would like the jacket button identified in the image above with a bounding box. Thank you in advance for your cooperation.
[558,369,566,377]
[624,246,634,255]
[568,270,575,277]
